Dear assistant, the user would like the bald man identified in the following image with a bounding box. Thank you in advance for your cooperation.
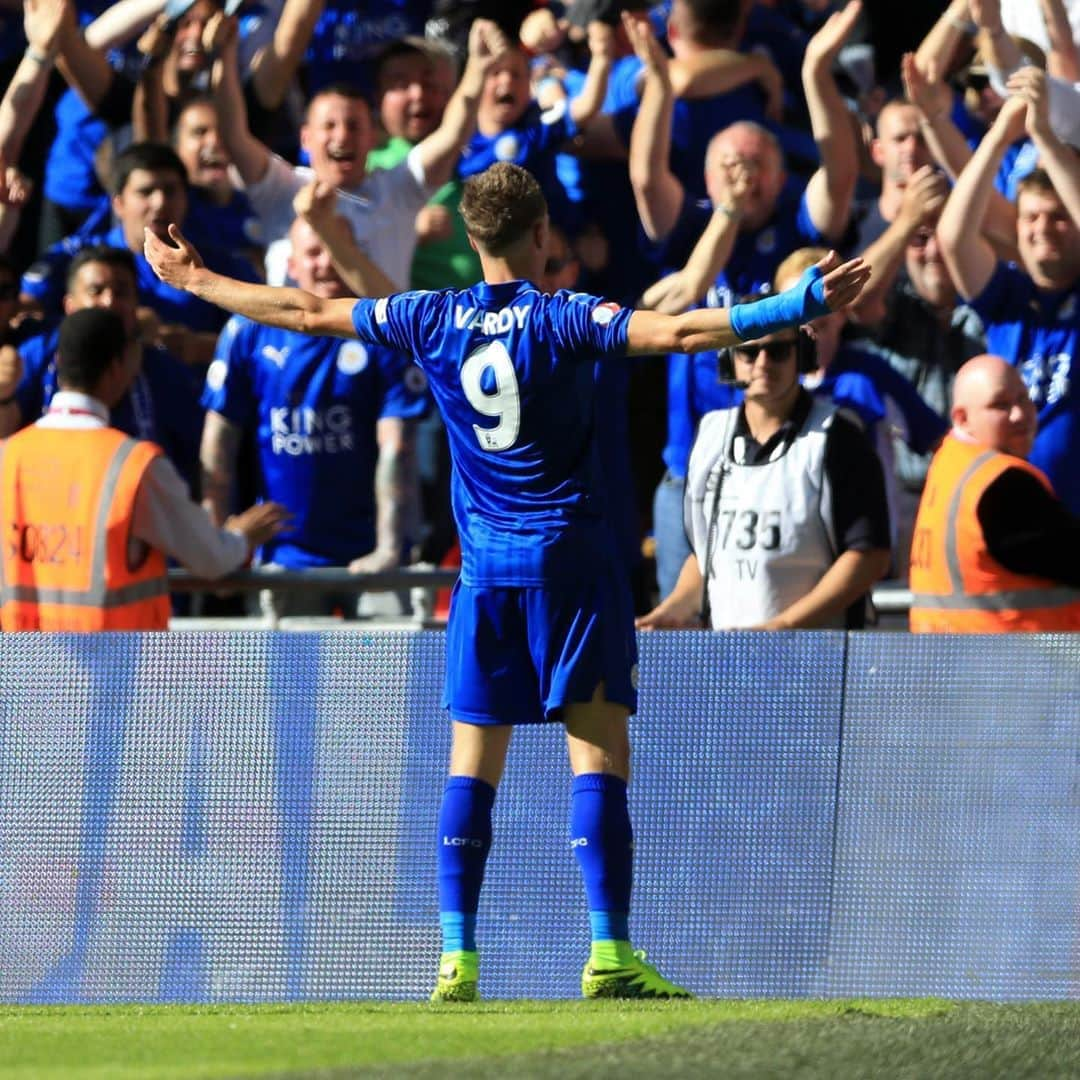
[908,354,1080,632]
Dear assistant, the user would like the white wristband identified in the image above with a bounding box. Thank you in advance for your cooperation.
[24,46,54,67]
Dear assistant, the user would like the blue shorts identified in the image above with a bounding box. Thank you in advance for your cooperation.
[443,575,638,726]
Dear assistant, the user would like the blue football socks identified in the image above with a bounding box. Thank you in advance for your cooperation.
[437,775,496,953]
[571,773,633,955]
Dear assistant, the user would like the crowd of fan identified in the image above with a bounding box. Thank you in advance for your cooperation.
[0,0,1077,619]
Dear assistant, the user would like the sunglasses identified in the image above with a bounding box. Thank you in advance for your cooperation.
[731,340,797,363]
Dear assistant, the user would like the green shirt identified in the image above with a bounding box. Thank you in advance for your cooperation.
[367,136,481,292]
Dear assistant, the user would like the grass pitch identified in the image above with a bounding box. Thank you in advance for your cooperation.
[3,999,1080,1079]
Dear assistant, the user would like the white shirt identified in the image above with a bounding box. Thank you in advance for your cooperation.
[246,148,433,289]
[38,392,248,580]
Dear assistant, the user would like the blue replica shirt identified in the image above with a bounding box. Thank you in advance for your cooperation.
[968,263,1080,514]
[43,89,110,213]
[457,102,578,231]
[663,354,743,477]
[811,344,948,456]
[21,224,257,331]
[16,331,203,490]
[351,282,634,586]
[203,317,430,568]
[185,188,263,257]
[303,0,431,97]
[660,181,825,298]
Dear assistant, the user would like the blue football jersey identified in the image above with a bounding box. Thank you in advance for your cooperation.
[16,331,204,490]
[21,224,257,330]
[203,317,430,567]
[968,263,1080,515]
[351,282,633,586]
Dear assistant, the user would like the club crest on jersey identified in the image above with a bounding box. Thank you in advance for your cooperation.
[337,341,369,375]
[494,134,520,162]
[205,359,227,391]
[755,228,777,255]
[591,302,621,326]
[404,365,428,393]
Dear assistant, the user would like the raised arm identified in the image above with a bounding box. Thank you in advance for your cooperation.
[208,13,270,185]
[145,224,361,338]
[4,0,69,163]
[969,0,1024,77]
[902,53,972,182]
[130,15,171,141]
[568,21,614,127]
[293,181,400,296]
[903,52,1019,261]
[84,0,163,51]
[1038,0,1080,83]
[1010,66,1080,229]
[412,20,509,192]
[800,0,860,241]
[638,161,750,314]
[53,0,119,112]
[623,11,684,243]
[914,0,977,79]
[248,0,325,111]
[626,252,869,355]
[938,95,1026,299]
[849,164,948,326]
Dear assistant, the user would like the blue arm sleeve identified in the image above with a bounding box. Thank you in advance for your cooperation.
[729,264,829,340]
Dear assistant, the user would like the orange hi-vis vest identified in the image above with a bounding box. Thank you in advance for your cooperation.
[909,433,1080,632]
[0,424,171,630]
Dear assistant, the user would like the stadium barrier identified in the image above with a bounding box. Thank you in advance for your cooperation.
[1,631,1076,1003]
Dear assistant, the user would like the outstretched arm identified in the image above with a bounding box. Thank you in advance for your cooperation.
[626,252,869,355]
[145,225,361,338]
[801,0,861,241]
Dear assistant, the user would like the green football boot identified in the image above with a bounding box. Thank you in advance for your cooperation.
[581,949,692,1000]
[430,949,479,1003]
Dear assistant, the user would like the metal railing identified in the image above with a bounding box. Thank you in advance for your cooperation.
[166,568,914,630]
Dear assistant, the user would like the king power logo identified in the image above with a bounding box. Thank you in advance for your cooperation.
[269,405,354,456]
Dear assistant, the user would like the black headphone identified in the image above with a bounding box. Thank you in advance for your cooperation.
[717,327,818,383]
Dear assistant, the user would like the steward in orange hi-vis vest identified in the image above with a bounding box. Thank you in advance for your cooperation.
[909,433,1080,632]
[0,425,170,630]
